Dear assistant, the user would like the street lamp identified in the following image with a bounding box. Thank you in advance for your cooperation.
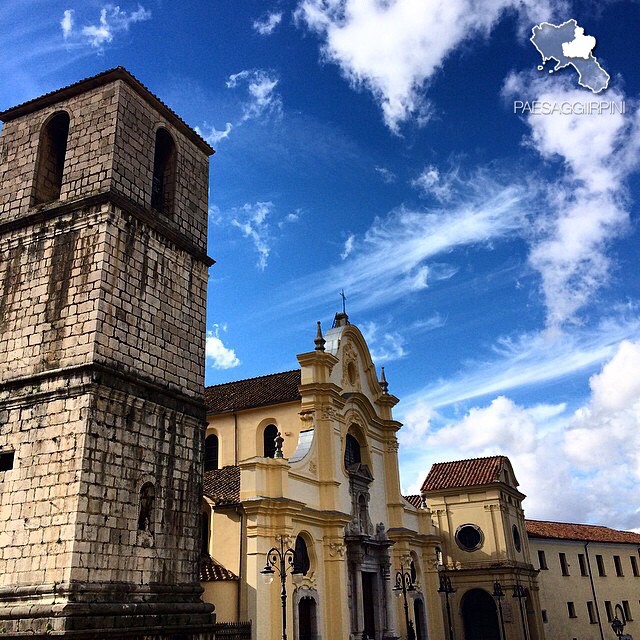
[260,535,300,640]
[611,603,626,637]
[392,559,416,640]
[512,581,529,640]
[492,580,507,640]
[437,564,456,640]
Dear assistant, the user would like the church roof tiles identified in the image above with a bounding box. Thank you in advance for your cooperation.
[200,556,239,582]
[421,455,511,492]
[204,369,301,414]
[203,466,240,505]
[525,519,640,544]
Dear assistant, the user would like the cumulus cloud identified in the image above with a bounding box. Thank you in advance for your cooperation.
[504,74,640,328]
[253,11,283,36]
[398,334,640,529]
[206,325,240,369]
[61,4,151,49]
[294,0,559,132]
[227,69,283,124]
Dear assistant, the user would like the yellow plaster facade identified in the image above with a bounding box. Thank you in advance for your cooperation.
[203,315,443,640]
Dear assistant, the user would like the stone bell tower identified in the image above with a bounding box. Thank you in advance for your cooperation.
[0,68,216,638]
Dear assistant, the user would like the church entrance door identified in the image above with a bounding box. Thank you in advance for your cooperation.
[362,571,377,638]
[462,589,500,640]
[298,596,316,640]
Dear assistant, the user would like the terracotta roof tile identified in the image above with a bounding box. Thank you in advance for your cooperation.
[525,519,640,544]
[205,370,301,414]
[200,556,239,582]
[421,456,510,492]
[404,495,423,508]
[203,466,240,505]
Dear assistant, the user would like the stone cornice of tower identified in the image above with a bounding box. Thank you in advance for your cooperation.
[0,189,215,267]
[0,67,215,156]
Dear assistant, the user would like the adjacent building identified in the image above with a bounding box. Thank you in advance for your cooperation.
[527,519,640,640]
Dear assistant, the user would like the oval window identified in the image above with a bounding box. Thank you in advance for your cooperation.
[512,524,522,552]
[455,524,483,551]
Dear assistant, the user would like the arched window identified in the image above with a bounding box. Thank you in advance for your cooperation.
[33,111,70,205]
[151,127,176,213]
[204,434,219,471]
[263,424,278,458]
[138,482,155,532]
[293,535,311,576]
[344,433,361,468]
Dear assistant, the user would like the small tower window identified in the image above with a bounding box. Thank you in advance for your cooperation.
[201,511,210,556]
[151,127,176,213]
[204,434,219,471]
[344,433,361,468]
[138,482,155,532]
[33,111,70,205]
[263,424,278,458]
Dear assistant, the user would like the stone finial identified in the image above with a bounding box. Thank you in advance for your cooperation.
[314,321,326,351]
[274,431,285,459]
[420,490,427,509]
[379,366,389,394]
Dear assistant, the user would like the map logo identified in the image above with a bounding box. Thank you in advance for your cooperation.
[530,19,610,94]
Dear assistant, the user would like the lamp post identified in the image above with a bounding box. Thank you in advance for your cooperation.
[392,560,416,640]
[512,581,529,640]
[437,564,456,640]
[492,580,507,640]
[611,603,626,638]
[260,535,300,640]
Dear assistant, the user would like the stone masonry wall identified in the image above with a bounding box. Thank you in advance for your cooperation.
[0,204,107,384]
[0,83,117,223]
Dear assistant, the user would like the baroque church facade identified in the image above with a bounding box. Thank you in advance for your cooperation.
[1,69,639,640]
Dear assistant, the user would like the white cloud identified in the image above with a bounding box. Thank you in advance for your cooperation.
[519,81,638,328]
[341,233,355,260]
[62,4,151,49]
[360,321,407,363]
[399,339,640,529]
[253,11,283,36]
[375,166,396,183]
[230,201,274,270]
[196,122,233,145]
[206,326,240,369]
[61,10,73,39]
[402,315,640,411]
[227,69,282,124]
[294,0,559,132]
[411,164,460,202]
[287,170,531,314]
[278,210,301,229]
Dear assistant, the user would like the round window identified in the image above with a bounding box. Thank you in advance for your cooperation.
[512,524,521,552]
[455,524,483,551]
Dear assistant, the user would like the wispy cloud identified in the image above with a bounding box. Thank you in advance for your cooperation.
[286,171,532,313]
[227,69,282,124]
[504,75,640,329]
[360,320,407,363]
[401,314,640,412]
[61,4,151,49]
[206,325,240,369]
[375,166,396,183]
[253,11,283,36]
[411,164,460,202]
[294,0,560,132]
[196,122,233,145]
[230,201,274,270]
[341,233,355,259]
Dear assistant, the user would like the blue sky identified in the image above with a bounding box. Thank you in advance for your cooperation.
[3,0,640,530]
